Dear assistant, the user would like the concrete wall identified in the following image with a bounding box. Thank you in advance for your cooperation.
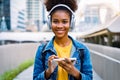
[85,43,120,80]
[0,43,40,75]
[86,43,120,61]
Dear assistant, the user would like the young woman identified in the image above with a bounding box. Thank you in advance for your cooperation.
[33,0,93,80]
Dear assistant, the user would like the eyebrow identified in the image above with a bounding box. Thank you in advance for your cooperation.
[52,19,69,20]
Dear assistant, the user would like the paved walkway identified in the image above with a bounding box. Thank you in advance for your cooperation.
[14,65,102,80]
[13,66,33,80]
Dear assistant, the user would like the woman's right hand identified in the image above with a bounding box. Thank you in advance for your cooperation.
[45,55,58,79]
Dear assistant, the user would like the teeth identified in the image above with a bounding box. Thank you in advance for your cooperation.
[56,30,64,33]
[58,31,62,32]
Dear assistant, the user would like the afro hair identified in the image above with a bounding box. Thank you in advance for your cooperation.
[44,0,78,12]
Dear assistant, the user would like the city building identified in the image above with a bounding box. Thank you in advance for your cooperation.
[11,0,27,31]
[75,3,114,32]
[0,0,10,31]
[26,0,45,31]
[0,0,27,31]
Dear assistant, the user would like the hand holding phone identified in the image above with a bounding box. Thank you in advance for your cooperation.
[52,58,76,66]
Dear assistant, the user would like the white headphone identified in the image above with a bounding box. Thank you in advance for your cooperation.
[47,4,75,29]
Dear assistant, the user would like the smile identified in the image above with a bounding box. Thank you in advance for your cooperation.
[56,30,65,33]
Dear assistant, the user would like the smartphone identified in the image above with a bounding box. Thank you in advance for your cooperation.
[52,58,76,66]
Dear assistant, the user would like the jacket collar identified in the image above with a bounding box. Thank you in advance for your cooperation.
[42,35,84,53]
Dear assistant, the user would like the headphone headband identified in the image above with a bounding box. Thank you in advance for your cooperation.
[48,4,74,16]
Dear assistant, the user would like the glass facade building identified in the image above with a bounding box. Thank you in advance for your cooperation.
[26,0,45,31]
[0,0,26,31]
[0,0,10,31]
[11,0,26,31]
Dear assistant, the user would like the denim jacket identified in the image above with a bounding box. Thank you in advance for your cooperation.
[33,36,93,80]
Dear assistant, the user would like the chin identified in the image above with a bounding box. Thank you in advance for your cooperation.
[55,34,65,39]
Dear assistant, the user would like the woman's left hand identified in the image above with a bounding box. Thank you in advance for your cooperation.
[58,58,81,79]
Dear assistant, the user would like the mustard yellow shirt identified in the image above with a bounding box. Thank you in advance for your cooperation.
[54,40,72,80]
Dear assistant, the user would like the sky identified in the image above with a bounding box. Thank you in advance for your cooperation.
[78,0,120,12]
[75,0,120,23]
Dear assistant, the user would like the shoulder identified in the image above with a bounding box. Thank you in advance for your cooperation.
[35,43,46,58]
[72,38,87,49]
[69,36,88,49]
[35,37,54,57]
[72,39,90,54]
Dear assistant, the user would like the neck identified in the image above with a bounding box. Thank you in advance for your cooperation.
[54,36,71,47]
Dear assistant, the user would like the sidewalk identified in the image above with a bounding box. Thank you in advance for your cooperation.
[13,66,33,80]
[14,65,102,80]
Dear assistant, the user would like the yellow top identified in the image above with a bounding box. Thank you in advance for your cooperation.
[54,40,72,80]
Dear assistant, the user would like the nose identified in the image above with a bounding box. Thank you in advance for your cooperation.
[57,22,64,28]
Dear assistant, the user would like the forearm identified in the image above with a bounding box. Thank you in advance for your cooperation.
[73,71,92,80]
[72,67,82,80]
[74,72,82,80]
[45,69,52,79]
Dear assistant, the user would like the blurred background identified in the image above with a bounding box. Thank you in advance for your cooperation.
[0,0,120,80]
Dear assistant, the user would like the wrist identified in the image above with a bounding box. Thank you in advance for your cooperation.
[72,68,81,80]
[74,72,81,80]
[45,69,52,79]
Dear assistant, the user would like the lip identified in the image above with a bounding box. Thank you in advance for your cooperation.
[56,30,65,34]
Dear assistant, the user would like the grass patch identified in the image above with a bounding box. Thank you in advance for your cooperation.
[0,59,34,80]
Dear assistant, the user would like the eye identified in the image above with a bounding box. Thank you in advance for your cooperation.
[62,20,68,24]
[52,20,58,24]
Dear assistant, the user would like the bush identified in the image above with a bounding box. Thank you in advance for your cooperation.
[0,59,34,80]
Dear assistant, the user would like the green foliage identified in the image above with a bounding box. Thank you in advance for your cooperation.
[0,59,34,80]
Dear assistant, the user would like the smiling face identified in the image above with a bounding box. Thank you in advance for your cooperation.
[51,10,70,39]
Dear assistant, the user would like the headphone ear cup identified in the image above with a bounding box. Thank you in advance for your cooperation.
[70,15,75,30]
[47,16,51,29]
